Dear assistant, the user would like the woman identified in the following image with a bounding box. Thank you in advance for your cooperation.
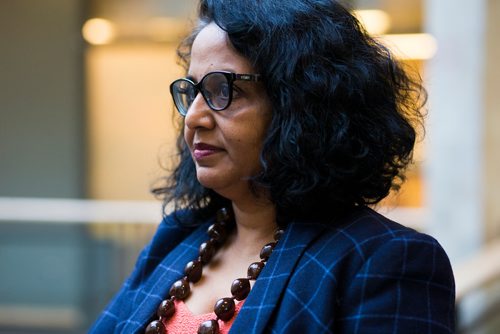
[91,0,455,333]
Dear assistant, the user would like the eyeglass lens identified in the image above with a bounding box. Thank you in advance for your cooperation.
[171,72,231,115]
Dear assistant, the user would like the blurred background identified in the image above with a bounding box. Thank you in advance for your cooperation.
[0,0,499,333]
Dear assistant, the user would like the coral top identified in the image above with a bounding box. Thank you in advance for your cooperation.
[164,299,244,333]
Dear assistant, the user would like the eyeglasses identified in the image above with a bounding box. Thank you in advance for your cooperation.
[169,71,261,116]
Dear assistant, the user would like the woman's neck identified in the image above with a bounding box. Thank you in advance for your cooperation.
[229,199,277,257]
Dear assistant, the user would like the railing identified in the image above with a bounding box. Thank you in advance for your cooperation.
[0,197,163,224]
[0,197,425,228]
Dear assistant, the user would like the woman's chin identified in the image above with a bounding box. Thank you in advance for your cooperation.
[196,173,248,200]
[196,172,227,192]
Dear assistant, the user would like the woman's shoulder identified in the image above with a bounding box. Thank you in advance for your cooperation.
[126,209,213,285]
[321,206,441,250]
[145,209,212,257]
[287,205,451,273]
[272,210,455,333]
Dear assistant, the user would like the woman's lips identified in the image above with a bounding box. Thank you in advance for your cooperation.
[193,143,223,160]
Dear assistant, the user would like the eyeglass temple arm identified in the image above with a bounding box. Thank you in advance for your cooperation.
[234,74,261,82]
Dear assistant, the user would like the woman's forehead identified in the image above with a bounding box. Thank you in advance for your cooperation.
[188,23,255,79]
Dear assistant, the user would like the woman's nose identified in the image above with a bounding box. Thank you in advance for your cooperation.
[184,92,215,130]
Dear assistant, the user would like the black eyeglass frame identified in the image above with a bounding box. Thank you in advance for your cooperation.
[169,71,261,116]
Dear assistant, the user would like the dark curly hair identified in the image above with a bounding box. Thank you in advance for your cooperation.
[153,0,426,225]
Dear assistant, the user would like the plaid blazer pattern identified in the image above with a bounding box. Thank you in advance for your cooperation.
[90,206,455,333]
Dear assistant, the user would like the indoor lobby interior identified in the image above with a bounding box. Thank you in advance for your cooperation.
[1,0,499,332]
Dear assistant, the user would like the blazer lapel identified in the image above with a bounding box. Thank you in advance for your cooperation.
[230,222,327,333]
[122,222,211,333]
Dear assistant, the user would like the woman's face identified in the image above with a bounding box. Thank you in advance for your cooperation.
[184,23,272,202]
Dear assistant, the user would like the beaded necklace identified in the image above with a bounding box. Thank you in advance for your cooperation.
[145,208,284,334]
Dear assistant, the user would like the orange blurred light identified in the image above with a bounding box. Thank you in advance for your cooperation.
[379,33,438,60]
[82,18,116,45]
[354,9,391,35]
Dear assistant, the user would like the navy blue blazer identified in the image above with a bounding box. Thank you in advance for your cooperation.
[90,206,455,333]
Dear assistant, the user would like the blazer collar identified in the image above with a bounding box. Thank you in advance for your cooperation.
[230,221,328,333]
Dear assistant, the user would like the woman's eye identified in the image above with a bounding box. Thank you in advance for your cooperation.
[232,85,242,98]
[219,84,230,99]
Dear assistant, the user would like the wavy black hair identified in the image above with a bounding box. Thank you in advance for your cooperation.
[153,0,426,225]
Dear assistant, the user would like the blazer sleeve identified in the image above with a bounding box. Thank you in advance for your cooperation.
[336,234,456,333]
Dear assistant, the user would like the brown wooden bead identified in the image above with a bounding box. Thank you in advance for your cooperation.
[231,278,251,301]
[259,242,276,261]
[157,299,175,319]
[247,261,265,279]
[207,223,227,244]
[169,278,190,300]
[273,229,284,241]
[216,207,231,223]
[197,319,219,334]
[185,260,203,283]
[145,320,166,334]
[214,297,235,321]
[199,239,217,264]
